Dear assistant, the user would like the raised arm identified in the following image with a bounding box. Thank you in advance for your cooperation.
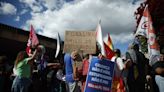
[27,47,39,64]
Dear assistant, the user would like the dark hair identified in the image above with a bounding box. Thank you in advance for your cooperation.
[114,49,121,57]
[83,54,89,59]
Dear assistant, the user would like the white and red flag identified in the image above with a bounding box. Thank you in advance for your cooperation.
[96,21,106,56]
[135,5,148,37]
[147,7,160,65]
[26,25,39,56]
[135,5,160,65]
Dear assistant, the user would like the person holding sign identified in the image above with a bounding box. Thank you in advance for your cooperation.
[64,50,81,92]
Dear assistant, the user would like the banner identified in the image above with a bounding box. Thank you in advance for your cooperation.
[63,31,96,54]
[84,57,115,92]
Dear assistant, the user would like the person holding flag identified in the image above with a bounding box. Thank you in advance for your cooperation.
[26,25,39,56]
[11,46,40,92]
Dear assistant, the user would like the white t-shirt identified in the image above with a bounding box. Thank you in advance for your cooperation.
[111,56,125,77]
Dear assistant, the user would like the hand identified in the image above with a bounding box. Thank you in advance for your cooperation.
[98,53,105,59]
[125,59,132,68]
[71,50,78,60]
[146,75,151,81]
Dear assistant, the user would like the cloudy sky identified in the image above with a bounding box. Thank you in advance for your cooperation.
[0,0,143,54]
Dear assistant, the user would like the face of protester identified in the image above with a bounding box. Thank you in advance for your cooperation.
[35,45,46,59]
[160,54,164,61]
[71,50,78,61]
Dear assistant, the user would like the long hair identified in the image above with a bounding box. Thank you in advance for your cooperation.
[14,51,28,67]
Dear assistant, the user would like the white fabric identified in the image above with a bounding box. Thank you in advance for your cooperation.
[111,56,124,77]
[55,32,61,58]
[96,22,106,56]
[13,67,17,76]
[155,75,164,92]
[111,56,124,70]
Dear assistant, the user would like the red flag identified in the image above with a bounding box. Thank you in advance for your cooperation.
[104,41,115,60]
[107,33,114,50]
[96,21,106,56]
[26,25,39,56]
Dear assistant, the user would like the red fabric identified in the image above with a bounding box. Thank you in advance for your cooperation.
[82,59,89,92]
[26,25,39,55]
[104,42,115,60]
[82,59,89,76]
[112,77,125,92]
[107,33,114,50]
[29,25,39,47]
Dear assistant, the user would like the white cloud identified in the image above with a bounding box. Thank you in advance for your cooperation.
[20,9,28,15]
[41,0,65,10]
[0,2,17,15]
[111,33,134,44]
[22,0,142,43]
[104,32,134,45]
[19,0,43,12]
[15,16,20,21]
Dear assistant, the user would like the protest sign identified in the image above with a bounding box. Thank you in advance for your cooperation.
[85,57,115,92]
[63,31,96,54]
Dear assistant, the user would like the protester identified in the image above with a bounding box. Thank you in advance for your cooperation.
[32,45,48,92]
[11,47,39,92]
[152,54,164,92]
[32,45,61,92]
[111,49,126,92]
[64,50,81,92]
[125,43,147,92]
[81,54,90,92]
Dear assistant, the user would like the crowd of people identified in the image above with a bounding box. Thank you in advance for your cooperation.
[0,43,164,92]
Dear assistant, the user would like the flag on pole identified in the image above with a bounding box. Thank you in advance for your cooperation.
[106,33,114,50]
[96,21,106,56]
[55,32,61,58]
[147,6,160,65]
[135,5,148,38]
[135,5,160,65]
[104,42,115,60]
[26,25,39,56]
